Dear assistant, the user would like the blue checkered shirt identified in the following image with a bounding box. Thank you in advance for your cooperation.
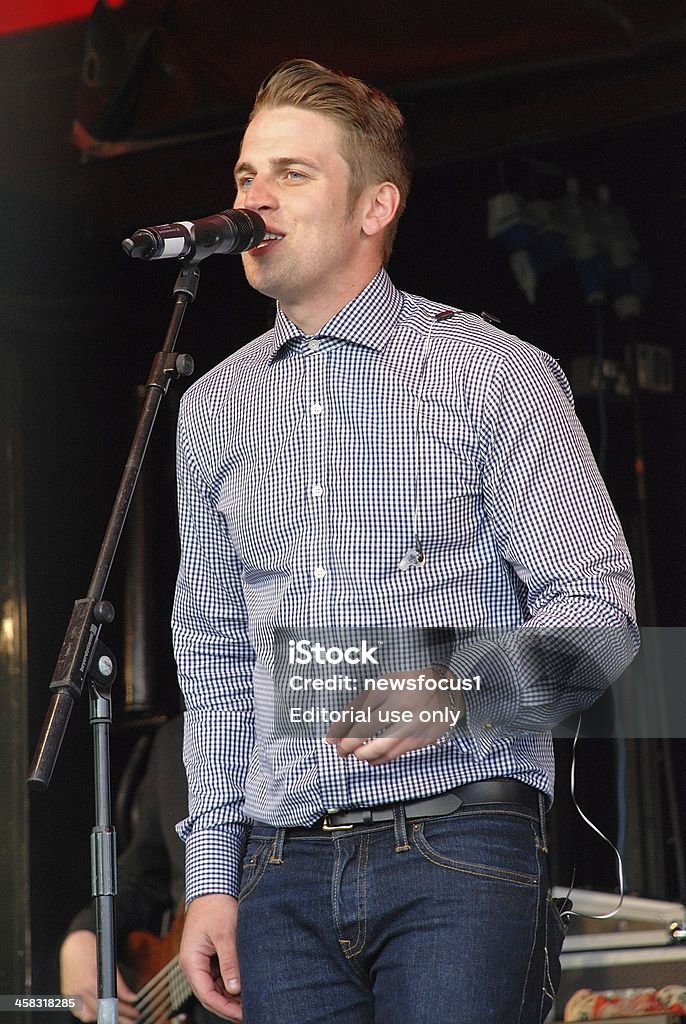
[173,268,638,901]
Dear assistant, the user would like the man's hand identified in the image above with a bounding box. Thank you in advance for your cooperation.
[180,894,242,1022]
[326,665,465,764]
[59,930,138,1022]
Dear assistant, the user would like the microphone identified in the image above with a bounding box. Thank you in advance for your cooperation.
[122,209,266,260]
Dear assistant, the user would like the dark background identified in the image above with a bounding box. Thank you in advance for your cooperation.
[1,0,686,1008]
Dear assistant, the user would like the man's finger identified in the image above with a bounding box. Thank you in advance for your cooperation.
[184,947,242,1020]
[215,948,242,998]
[325,687,384,741]
[353,734,433,764]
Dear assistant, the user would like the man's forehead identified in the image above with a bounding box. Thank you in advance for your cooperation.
[238,105,344,155]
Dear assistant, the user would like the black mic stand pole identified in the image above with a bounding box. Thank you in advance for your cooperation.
[28,258,200,1024]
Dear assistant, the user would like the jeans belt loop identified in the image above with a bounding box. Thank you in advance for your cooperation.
[537,791,549,851]
[392,803,410,850]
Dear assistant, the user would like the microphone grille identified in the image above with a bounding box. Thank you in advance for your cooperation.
[225,209,266,251]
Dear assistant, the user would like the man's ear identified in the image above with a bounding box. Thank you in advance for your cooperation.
[360,181,401,239]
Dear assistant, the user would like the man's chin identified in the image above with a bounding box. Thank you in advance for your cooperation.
[242,265,282,301]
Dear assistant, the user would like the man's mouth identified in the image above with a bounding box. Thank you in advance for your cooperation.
[252,232,284,250]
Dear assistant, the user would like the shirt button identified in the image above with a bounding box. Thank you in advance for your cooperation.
[311,484,324,497]
[313,566,327,579]
[311,402,323,415]
[308,339,320,352]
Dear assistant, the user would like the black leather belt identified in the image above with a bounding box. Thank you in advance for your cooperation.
[254,779,539,833]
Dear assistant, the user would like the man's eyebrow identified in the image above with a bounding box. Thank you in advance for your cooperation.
[234,160,251,176]
[233,156,321,178]
[271,156,321,171]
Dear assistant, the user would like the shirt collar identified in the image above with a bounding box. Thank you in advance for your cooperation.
[268,268,405,360]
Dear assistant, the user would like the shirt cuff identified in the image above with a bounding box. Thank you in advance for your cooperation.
[447,639,519,757]
[183,823,249,903]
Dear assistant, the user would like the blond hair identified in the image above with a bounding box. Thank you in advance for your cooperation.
[249,59,412,263]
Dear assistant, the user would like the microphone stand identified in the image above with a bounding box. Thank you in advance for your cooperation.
[27,258,200,1024]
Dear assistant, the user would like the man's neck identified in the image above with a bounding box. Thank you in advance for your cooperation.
[281,267,382,336]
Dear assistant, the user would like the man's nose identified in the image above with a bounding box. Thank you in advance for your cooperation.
[243,177,277,211]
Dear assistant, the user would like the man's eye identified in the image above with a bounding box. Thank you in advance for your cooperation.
[285,170,305,180]
[237,176,254,188]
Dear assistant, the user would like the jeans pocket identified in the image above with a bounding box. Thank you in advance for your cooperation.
[238,837,273,904]
[411,811,540,887]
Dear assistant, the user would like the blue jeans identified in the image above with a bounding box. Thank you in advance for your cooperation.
[236,799,564,1024]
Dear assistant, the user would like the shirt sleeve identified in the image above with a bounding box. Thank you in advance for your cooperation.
[451,340,639,752]
[172,393,256,902]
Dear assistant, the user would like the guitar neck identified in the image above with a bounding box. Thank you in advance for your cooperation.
[133,954,193,1024]
[124,909,192,1024]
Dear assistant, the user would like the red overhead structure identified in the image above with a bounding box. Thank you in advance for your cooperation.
[65,0,686,160]
[2,0,686,210]
[0,0,93,36]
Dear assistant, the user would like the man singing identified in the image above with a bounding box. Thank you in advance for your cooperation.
[173,59,638,1024]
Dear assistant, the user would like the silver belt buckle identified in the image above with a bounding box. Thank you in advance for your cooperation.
[322,809,354,831]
